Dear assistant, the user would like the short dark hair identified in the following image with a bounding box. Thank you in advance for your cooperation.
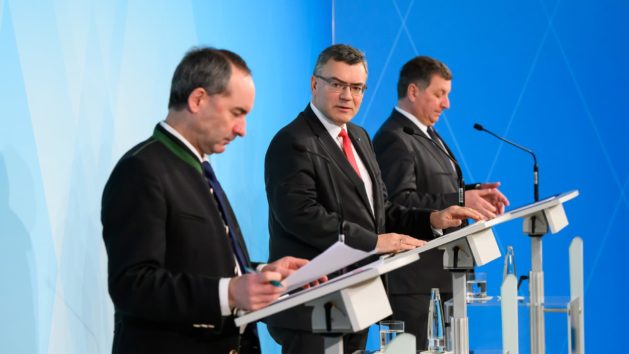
[397,56,452,99]
[168,47,251,110]
[313,44,368,76]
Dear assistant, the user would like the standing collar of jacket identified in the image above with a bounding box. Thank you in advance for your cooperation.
[153,122,205,174]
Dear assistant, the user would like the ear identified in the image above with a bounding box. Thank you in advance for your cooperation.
[187,88,206,113]
[407,83,417,102]
[310,75,318,94]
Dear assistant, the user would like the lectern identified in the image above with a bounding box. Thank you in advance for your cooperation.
[237,217,503,354]
[235,191,578,354]
[508,190,579,354]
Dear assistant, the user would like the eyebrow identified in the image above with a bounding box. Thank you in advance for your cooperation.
[327,76,365,86]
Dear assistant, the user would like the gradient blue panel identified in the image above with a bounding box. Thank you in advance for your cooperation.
[335,0,629,352]
[1,1,330,353]
[0,2,56,353]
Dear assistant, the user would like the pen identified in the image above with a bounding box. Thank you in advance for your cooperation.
[244,267,283,288]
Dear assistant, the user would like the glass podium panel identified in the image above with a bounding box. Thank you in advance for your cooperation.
[444,296,571,353]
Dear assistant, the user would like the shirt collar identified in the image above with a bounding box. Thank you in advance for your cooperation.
[395,106,430,136]
[159,121,206,163]
[310,102,346,140]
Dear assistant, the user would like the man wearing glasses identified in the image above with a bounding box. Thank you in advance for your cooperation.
[263,44,483,353]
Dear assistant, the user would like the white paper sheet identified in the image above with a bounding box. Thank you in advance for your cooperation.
[282,241,375,293]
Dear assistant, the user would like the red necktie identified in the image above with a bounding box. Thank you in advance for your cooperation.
[338,128,361,177]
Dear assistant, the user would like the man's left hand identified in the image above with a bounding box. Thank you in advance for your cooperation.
[262,256,328,288]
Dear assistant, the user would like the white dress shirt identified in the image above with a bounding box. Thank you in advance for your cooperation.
[310,103,375,215]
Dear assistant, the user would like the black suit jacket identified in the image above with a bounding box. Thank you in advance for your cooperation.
[101,124,257,353]
[373,109,461,294]
[264,105,434,330]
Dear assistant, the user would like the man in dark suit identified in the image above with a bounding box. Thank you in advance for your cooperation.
[101,47,312,354]
[264,45,483,354]
[373,56,509,349]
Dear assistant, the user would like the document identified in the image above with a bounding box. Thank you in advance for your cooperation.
[282,241,375,293]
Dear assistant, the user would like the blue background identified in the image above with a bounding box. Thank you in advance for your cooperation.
[1,0,626,353]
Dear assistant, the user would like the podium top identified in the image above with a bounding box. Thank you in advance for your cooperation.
[235,189,579,327]
[234,253,418,326]
[494,189,578,222]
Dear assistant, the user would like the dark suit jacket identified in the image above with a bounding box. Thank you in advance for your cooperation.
[264,105,435,331]
[101,124,257,353]
[373,109,461,294]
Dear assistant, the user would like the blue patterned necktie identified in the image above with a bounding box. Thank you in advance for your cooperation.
[201,161,248,271]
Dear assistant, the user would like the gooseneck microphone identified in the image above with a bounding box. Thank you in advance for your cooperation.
[292,142,346,244]
[403,126,465,206]
[473,123,539,202]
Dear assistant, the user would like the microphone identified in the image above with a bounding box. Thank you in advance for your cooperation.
[292,142,346,245]
[473,123,539,201]
[403,126,465,206]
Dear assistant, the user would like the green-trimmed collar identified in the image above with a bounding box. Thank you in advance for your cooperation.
[152,124,203,174]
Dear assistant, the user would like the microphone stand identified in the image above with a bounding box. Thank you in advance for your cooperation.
[473,123,546,354]
[473,123,539,202]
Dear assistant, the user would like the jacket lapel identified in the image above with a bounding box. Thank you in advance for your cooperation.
[392,111,459,179]
[303,107,375,222]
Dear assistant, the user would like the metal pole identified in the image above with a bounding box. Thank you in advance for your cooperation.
[451,271,469,354]
[529,236,545,354]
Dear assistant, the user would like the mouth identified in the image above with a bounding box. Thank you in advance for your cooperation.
[336,106,353,113]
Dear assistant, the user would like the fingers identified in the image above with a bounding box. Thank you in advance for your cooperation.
[264,256,309,278]
[375,233,424,254]
[453,206,485,221]
[479,182,500,189]
[466,190,500,218]
[279,256,309,269]
[430,206,485,229]
[473,198,498,219]
[482,189,508,215]
[228,273,285,311]
[478,182,510,210]
[400,235,425,248]
[495,189,510,207]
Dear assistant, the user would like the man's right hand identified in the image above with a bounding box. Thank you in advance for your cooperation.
[465,182,510,218]
[228,272,284,311]
[375,233,426,254]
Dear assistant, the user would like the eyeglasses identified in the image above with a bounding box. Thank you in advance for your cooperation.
[314,75,367,96]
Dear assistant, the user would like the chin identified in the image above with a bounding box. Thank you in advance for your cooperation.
[212,145,227,154]
[334,114,354,125]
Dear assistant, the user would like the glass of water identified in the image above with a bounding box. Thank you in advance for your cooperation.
[379,320,404,352]
[466,271,487,301]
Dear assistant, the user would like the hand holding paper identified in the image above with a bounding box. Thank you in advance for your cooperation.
[281,242,374,293]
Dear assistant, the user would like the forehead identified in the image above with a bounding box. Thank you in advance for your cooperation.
[223,68,255,108]
[319,59,367,84]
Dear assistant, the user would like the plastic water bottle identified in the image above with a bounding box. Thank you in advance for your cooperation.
[503,245,517,281]
[427,288,446,352]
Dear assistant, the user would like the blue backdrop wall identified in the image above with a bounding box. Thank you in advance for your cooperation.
[333,1,629,352]
[0,0,626,353]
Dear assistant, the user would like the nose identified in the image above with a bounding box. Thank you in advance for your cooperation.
[234,119,246,137]
[442,95,450,110]
[339,86,352,100]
